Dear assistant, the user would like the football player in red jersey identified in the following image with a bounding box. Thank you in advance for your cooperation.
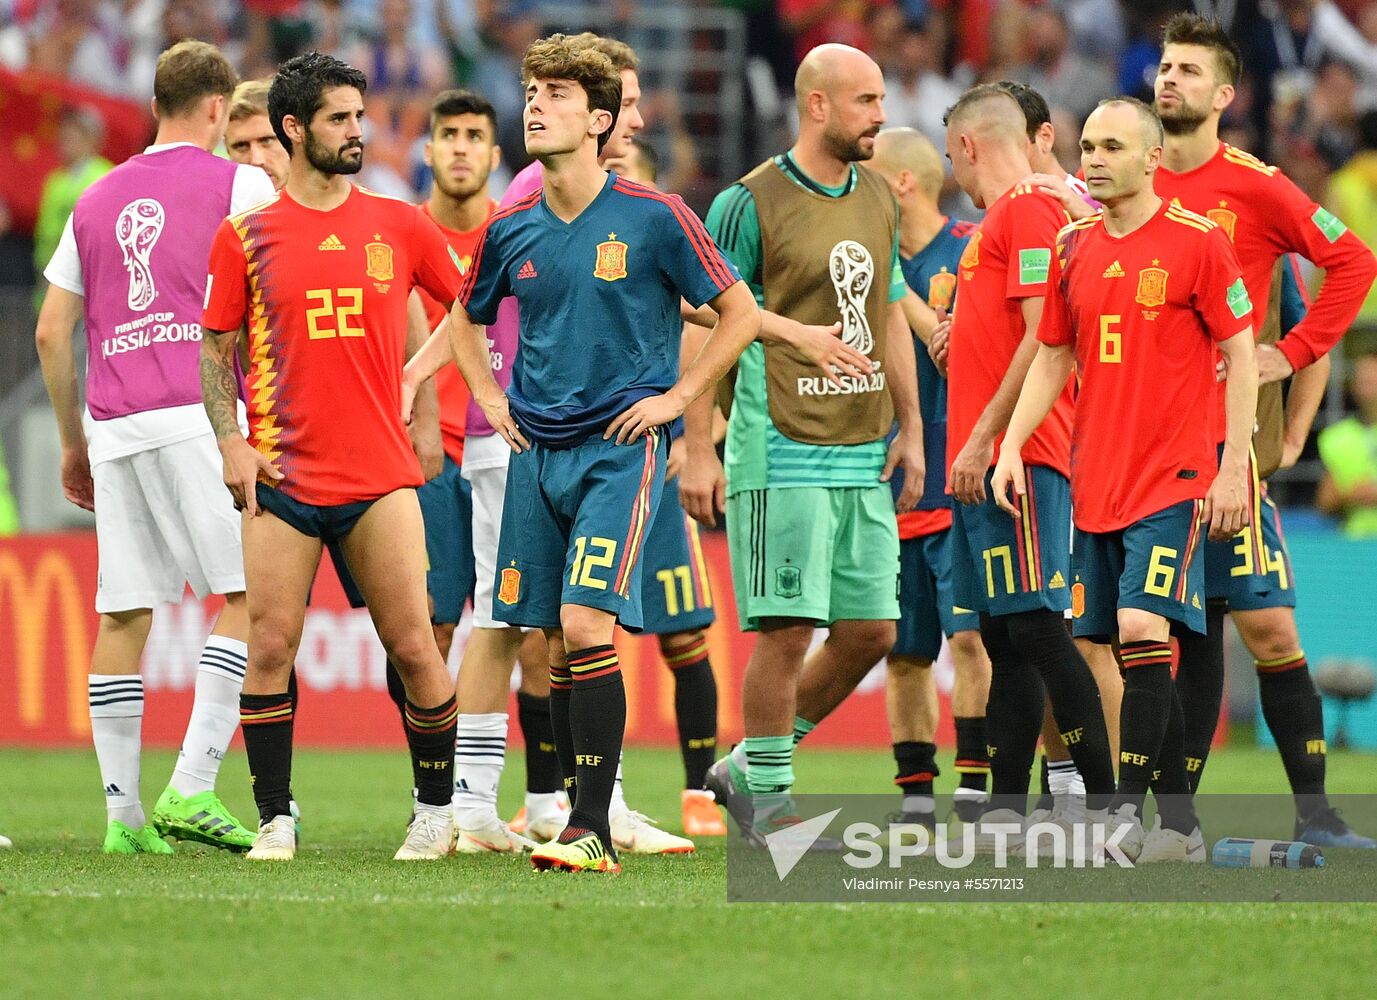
[995,97,1258,862]
[940,85,1115,841]
[201,53,468,862]
[1149,14,1377,848]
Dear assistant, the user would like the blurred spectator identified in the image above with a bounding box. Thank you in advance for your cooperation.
[1317,352,1377,537]
[1005,5,1116,122]
[1327,109,1377,326]
[1311,0,1377,110]
[126,0,235,100]
[444,0,540,171]
[0,0,126,93]
[1117,1,1178,102]
[33,105,111,284]
[1058,0,1127,62]
[345,0,448,196]
[883,16,962,148]
[777,0,891,63]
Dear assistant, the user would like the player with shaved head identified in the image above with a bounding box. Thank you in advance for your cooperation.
[690,43,926,845]
[940,85,1115,847]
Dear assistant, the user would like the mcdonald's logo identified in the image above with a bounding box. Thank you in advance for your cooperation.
[0,549,91,736]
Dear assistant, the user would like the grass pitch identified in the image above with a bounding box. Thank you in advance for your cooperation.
[1,745,1373,999]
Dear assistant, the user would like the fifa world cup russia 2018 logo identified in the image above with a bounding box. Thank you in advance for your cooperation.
[829,239,874,355]
[115,198,165,311]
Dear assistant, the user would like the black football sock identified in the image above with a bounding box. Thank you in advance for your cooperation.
[383,659,422,789]
[516,691,563,795]
[1257,652,1329,820]
[664,635,719,790]
[404,695,458,807]
[893,741,938,811]
[979,614,1044,815]
[1004,609,1116,809]
[1173,600,1226,791]
[548,659,578,806]
[287,667,300,716]
[954,716,990,793]
[240,692,295,825]
[1110,641,1175,817]
[1150,684,1199,834]
[565,645,626,850]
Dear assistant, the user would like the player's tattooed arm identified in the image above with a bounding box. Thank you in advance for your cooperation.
[608,281,760,445]
[200,327,244,441]
[201,325,281,516]
[991,342,1075,517]
[882,301,925,513]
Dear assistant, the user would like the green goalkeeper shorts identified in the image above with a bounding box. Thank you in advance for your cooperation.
[726,485,900,631]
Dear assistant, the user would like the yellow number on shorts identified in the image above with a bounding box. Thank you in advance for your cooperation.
[1230,531,1254,577]
[305,287,365,340]
[1264,547,1289,590]
[656,565,696,617]
[1145,545,1178,598]
[570,536,617,591]
[982,545,1015,598]
[1099,315,1122,364]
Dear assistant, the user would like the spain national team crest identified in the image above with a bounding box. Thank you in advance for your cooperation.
[927,268,956,310]
[1206,205,1238,242]
[1071,581,1086,618]
[774,565,802,600]
[959,231,982,274]
[594,233,629,282]
[1135,261,1168,308]
[365,237,395,281]
[498,565,521,606]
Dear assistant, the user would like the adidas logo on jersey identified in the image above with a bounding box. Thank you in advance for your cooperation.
[318,234,346,251]
[517,259,538,279]
[1048,571,1066,589]
[1102,260,1125,278]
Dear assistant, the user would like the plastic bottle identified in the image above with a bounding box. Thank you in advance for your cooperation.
[1211,837,1325,869]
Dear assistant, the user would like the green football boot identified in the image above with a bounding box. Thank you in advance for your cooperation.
[152,787,255,852]
[102,820,175,855]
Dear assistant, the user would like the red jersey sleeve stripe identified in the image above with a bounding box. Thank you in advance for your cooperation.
[1287,253,1311,308]
[612,179,735,291]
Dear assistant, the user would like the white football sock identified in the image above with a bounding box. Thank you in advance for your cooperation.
[453,712,507,826]
[609,751,628,815]
[170,636,247,797]
[730,742,749,774]
[89,674,145,828]
[1048,759,1084,799]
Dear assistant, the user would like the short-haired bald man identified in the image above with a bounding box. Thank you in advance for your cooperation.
[688,43,926,845]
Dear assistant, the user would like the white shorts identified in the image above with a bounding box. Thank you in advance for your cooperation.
[461,434,526,631]
[92,433,245,613]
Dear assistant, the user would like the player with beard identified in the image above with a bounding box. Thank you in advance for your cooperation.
[1150,14,1377,847]
[689,44,926,844]
[202,52,467,861]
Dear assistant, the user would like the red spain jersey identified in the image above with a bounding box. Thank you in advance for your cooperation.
[418,201,493,465]
[1038,201,1252,532]
[204,186,463,505]
[947,183,1073,478]
[1155,142,1377,382]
